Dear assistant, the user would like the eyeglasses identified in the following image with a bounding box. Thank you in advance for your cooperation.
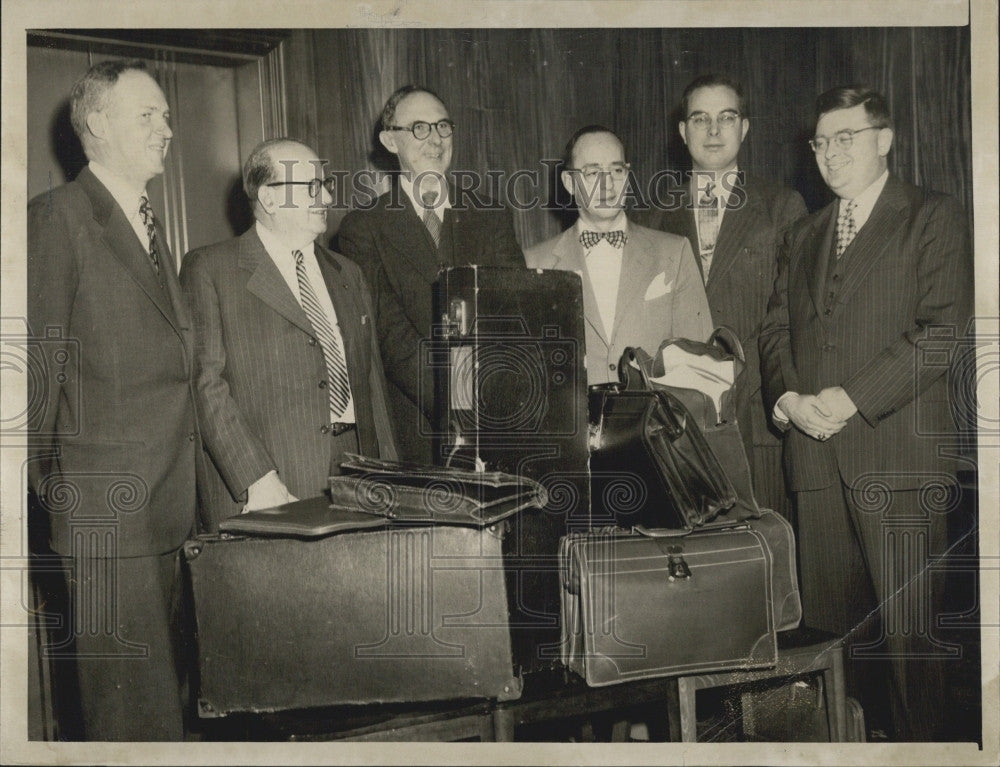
[266,177,337,199]
[809,126,881,153]
[686,111,742,131]
[565,163,631,182]
[385,119,456,140]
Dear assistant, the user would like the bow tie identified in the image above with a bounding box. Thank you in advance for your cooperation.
[580,230,627,250]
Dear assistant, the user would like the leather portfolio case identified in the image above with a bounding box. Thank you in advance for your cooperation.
[186,497,522,717]
[559,526,778,686]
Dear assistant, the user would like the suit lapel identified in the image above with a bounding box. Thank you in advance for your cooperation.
[611,226,657,343]
[79,168,181,334]
[833,177,909,306]
[549,228,607,345]
[804,204,837,319]
[708,176,759,288]
[379,191,441,284]
[241,229,314,337]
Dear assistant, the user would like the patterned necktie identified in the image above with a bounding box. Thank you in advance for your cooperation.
[835,199,858,258]
[579,230,627,250]
[294,250,351,419]
[138,195,161,275]
[696,183,719,282]
[421,190,442,248]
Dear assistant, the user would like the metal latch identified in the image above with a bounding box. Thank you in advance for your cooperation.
[666,545,691,581]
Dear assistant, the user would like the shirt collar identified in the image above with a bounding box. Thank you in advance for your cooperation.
[575,213,629,238]
[89,160,147,219]
[255,220,315,264]
[399,172,452,215]
[841,169,889,230]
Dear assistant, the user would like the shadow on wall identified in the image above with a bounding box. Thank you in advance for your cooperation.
[51,98,86,183]
[226,174,254,237]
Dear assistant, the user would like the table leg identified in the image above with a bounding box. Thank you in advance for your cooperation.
[492,707,515,742]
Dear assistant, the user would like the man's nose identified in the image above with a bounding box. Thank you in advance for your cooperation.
[157,118,173,139]
[706,118,721,136]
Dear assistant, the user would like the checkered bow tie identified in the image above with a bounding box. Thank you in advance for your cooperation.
[580,230,627,250]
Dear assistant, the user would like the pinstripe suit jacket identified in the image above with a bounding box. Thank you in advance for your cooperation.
[524,221,713,384]
[27,166,199,557]
[181,227,398,530]
[759,175,973,491]
[645,174,807,449]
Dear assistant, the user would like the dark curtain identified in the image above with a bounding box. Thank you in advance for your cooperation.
[286,27,971,251]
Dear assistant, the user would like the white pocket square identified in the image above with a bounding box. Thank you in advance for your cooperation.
[644,273,674,301]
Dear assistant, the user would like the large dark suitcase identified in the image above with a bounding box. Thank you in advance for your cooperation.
[184,498,522,717]
[434,265,590,673]
[559,526,777,686]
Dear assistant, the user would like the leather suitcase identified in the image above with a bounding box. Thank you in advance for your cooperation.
[559,526,777,686]
[184,498,522,717]
[435,265,590,673]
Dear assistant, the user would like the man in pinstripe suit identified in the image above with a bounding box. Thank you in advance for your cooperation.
[182,139,397,531]
[645,74,807,521]
[760,87,973,740]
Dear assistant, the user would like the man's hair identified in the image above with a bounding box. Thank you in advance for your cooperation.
[814,86,894,131]
[680,73,748,118]
[243,138,307,203]
[69,58,150,142]
[380,85,446,131]
[562,124,626,169]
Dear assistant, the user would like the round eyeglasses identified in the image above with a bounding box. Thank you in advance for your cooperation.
[686,111,742,131]
[809,126,881,154]
[266,177,338,199]
[565,163,631,182]
[385,119,456,141]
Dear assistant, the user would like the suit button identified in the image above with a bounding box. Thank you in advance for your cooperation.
[609,363,617,371]
[824,308,832,316]
[308,337,318,345]
[320,424,330,434]
[832,274,840,282]
[823,344,835,351]
[188,432,196,441]
[318,380,327,389]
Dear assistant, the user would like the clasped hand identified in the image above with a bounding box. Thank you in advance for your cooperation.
[782,386,858,442]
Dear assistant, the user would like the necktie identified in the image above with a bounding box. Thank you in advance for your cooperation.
[696,183,719,282]
[836,199,858,258]
[294,250,351,419]
[138,195,161,275]
[421,190,442,248]
[579,230,627,250]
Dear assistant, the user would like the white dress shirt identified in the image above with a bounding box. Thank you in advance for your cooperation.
[400,172,451,225]
[255,221,356,423]
[578,216,627,338]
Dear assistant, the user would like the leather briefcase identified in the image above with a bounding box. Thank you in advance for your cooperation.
[186,497,523,717]
[559,525,777,686]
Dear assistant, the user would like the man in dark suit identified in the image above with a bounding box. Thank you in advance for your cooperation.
[27,59,197,740]
[338,85,524,463]
[760,87,973,740]
[181,139,397,528]
[645,74,807,519]
[525,125,712,384]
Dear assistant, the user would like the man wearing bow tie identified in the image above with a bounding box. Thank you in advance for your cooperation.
[338,85,524,462]
[525,125,712,384]
[760,87,973,740]
[181,139,397,530]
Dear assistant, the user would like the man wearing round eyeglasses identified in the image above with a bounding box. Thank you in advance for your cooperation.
[760,87,973,741]
[181,138,397,529]
[526,125,712,384]
[644,74,807,524]
[338,85,523,463]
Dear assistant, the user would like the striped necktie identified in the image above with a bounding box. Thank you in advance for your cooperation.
[421,190,442,248]
[294,250,351,418]
[138,195,161,275]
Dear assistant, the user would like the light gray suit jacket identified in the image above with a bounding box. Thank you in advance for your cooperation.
[525,221,712,384]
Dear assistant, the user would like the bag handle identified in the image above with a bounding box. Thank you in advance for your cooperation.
[618,347,654,391]
[708,326,745,364]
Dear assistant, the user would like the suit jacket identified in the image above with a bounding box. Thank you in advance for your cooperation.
[27,166,199,557]
[337,185,524,462]
[181,228,398,529]
[759,175,973,491]
[524,221,713,384]
[645,174,807,448]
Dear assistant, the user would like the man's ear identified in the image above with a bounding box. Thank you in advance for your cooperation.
[85,110,107,142]
[678,121,688,147]
[256,184,276,214]
[876,127,894,157]
[379,130,400,155]
[739,118,750,142]
[560,169,575,199]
